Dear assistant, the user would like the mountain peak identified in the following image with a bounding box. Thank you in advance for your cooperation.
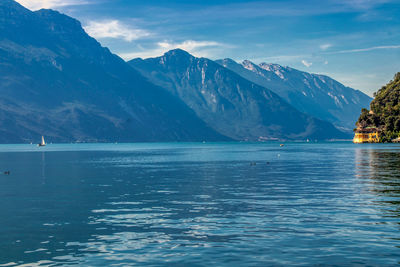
[157,49,196,67]
[259,62,285,71]
[0,0,32,19]
[0,0,24,8]
[242,59,258,68]
[164,48,192,58]
[35,8,83,32]
[242,60,263,74]
[242,59,254,65]
[220,58,237,64]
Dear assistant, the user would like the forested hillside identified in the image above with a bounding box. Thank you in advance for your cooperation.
[356,73,400,142]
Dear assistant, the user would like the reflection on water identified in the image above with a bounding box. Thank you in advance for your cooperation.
[41,152,46,185]
[356,148,400,220]
[1,143,400,265]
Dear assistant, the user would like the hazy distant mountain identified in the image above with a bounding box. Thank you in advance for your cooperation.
[216,58,372,131]
[0,0,228,143]
[129,49,349,141]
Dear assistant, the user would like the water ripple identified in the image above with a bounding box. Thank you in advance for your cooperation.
[2,143,400,265]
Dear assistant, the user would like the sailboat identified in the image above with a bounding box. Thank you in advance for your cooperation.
[38,136,46,147]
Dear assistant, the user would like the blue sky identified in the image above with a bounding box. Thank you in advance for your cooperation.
[16,0,400,96]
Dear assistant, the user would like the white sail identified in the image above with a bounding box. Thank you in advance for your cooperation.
[41,136,46,146]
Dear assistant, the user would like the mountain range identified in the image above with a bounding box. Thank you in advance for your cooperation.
[0,0,227,143]
[216,59,372,132]
[130,49,348,141]
[0,0,371,143]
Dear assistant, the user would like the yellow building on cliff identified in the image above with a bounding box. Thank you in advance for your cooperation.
[353,128,379,143]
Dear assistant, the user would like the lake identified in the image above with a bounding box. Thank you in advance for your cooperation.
[1,142,400,266]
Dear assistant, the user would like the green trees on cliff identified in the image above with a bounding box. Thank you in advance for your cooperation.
[356,73,400,142]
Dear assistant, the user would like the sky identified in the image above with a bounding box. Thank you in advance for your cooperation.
[15,0,400,96]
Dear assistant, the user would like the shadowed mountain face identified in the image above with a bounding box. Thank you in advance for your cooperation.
[0,0,229,143]
[129,49,350,141]
[216,59,372,132]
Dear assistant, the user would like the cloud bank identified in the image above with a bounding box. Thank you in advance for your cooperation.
[84,20,150,42]
[15,0,89,10]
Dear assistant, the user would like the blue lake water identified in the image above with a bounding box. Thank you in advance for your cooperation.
[1,142,400,266]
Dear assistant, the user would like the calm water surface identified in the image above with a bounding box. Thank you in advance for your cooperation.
[1,142,400,266]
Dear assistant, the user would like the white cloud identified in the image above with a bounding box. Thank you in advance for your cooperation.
[15,0,88,10]
[328,44,400,54]
[320,44,332,51]
[339,0,392,10]
[119,40,226,60]
[158,40,222,52]
[83,20,150,42]
[301,60,313,67]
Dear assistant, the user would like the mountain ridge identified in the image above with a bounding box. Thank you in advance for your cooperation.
[0,0,229,143]
[129,49,350,141]
[0,0,362,143]
[216,58,372,132]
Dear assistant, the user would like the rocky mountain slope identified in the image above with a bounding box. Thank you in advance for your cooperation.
[130,49,349,141]
[0,0,228,143]
[216,58,372,132]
